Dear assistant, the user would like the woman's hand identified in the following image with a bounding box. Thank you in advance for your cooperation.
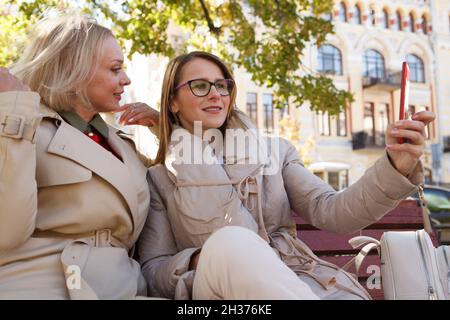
[0,68,30,92]
[385,110,435,177]
[114,102,159,127]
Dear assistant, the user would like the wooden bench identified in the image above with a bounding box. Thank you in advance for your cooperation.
[295,199,439,300]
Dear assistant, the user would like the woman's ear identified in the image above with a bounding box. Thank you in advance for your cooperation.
[170,101,179,114]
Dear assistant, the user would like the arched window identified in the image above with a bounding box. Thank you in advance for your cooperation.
[368,7,376,26]
[422,15,428,34]
[392,12,399,30]
[381,9,389,29]
[363,49,385,79]
[407,54,425,83]
[353,5,361,24]
[338,2,347,22]
[318,44,343,75]
[409,13,415,32]
[396,11,403,31]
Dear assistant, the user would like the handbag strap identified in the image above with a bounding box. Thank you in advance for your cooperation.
[343,236,380,277]
[418,185,434,235]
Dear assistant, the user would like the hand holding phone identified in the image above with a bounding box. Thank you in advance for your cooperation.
[398,61,410,144]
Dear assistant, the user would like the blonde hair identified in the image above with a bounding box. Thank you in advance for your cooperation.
[11,13,113,112]
[155,51,238,165]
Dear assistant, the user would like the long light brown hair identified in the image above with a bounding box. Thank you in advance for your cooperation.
[155,51,238,165]
[11,12,113,112]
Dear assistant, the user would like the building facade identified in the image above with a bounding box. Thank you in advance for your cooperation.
[286,0,443,188]
[123,0,450,189]
[307,0,450,188]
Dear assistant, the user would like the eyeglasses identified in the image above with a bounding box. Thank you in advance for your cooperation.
[175,79,234,97]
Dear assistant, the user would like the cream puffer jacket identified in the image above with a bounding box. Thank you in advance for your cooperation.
[138,110,421,299]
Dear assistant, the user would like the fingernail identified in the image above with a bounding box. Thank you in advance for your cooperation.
[395,121,402,126]
[391,128,398,133]
[128,118,134,123]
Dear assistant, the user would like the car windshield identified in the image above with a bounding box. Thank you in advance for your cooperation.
[423,188,450,211]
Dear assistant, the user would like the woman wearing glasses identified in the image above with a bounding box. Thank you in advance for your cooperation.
[136,51,434,299]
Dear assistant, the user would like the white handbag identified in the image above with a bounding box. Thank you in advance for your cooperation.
[349,230,450,300]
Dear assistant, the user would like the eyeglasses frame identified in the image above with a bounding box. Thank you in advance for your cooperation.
[174,78,235,97]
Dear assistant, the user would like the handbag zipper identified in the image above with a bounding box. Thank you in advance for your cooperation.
[416,231,438,300]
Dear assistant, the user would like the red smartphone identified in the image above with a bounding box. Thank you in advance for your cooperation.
[398,61,410,144]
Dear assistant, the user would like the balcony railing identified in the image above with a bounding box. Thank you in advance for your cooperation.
[352,131,386,150]
[363,70,402,91]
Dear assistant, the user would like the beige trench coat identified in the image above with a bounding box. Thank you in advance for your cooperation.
[0,91,151,299]
[138,111,422,300]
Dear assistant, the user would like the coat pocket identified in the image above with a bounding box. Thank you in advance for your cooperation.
[173,186,241,235]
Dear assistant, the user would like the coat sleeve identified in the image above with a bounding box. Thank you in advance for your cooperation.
[137,173,200,299]
[281,138,419,234]
[0,91,41,251]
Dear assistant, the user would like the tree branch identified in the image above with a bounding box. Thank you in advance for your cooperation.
[198,0,221,35]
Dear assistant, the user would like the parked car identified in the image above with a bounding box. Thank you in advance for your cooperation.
[420,185,450,220]
[409,185,450,244]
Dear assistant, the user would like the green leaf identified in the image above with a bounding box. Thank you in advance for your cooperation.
[4,0,353,114]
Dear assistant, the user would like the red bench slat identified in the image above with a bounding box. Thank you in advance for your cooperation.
[297,228,428,254]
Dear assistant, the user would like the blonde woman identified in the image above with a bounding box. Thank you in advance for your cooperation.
[0,13,158,299]
[137,51,435,300]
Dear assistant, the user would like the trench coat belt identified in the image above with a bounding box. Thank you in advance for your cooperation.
[32,229,126,249]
